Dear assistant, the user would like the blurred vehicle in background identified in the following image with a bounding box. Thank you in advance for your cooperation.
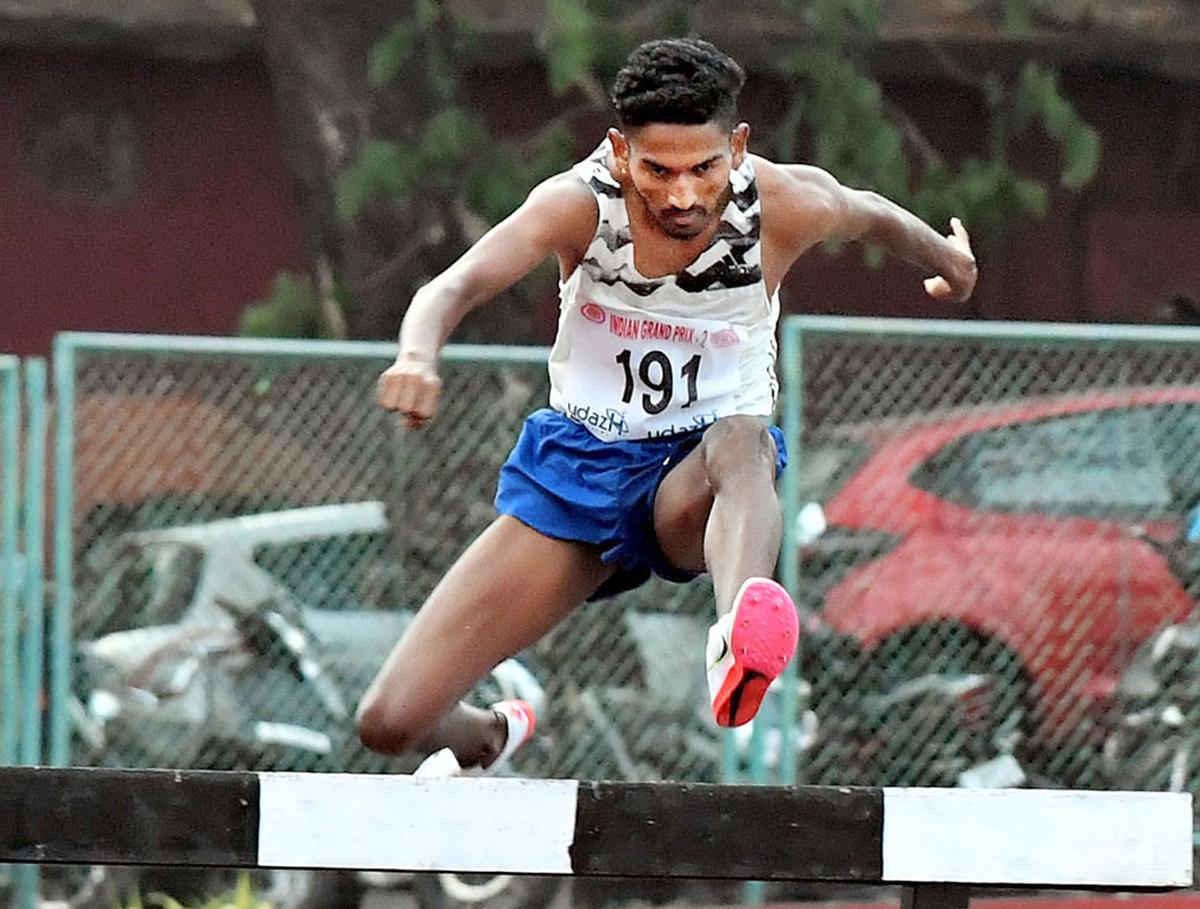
[72,502,397,773]
[62,501,552,909]
[1101,506,1200,795]
[796,386,1200,783]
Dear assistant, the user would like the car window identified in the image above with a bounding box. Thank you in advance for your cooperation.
[254,530,390,612]
[89,541,204,632]
[1146,402,1200,513]
[911,407,1173,518]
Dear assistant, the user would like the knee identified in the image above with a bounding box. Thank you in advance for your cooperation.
[355,692,417,756]
[701,417,776,485]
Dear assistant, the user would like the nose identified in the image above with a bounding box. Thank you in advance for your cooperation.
[667,177,698,211]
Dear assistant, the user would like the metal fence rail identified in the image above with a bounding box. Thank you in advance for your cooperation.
[53,333,721,784]
[779,316,1200,805]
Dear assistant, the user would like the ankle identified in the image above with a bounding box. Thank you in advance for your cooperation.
[477,709,509,770]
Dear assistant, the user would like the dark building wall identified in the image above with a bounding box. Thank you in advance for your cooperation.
[785,68,1200,327]
[2,47,1198,360]
[0,49,305,357]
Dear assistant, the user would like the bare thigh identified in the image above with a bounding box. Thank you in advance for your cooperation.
[650,415,779,576]
[651,443,713,573]
[359,515,614,735]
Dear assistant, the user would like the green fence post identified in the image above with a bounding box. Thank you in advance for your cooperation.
[50,338,75,767]
[0,358,19,905]
[20,359,46,768]
[779,317,804,785]
[16,358,46,909]
[1,358,19,767]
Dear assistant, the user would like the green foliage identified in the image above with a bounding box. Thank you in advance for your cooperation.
[240,272,320,339]
[336,2,466,218]
[465,122,577,225]
[1003,0,1035,36]
[912,160,1048,238]
[541,0,598,94]
[335,139,418,220]
[769,0,1098,243]
[784,47,909,201]
[368,22,418,87]
[1015,62,1101,189]
[421,107,487,184]
[245,0,1107,339]
[120,872,273,909]
[343,0,1104,240]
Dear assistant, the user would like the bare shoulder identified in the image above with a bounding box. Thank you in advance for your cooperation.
[525,170,597,213]
[752,156,846,240]
[521,171,599,256]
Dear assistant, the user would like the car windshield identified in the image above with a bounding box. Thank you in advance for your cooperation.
[87,541,204,633]
[909,402,1200,519]
[253,530,391,612]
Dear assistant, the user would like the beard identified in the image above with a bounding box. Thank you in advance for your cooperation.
[638,183,731,240]
[651,206,713,239]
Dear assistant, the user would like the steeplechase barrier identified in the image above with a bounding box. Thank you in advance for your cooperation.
[0,768,1192,909]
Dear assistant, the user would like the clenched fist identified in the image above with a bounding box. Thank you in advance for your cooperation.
[377,355,442,429]
[923,217,977,303]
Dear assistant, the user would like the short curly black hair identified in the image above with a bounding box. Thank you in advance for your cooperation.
[610,38,745,130]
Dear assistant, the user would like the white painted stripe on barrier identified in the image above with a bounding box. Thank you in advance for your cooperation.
[258,773,579,873]
[881,788,1194,887]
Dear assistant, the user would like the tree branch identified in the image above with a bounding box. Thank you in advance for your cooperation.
[882,97,944,169]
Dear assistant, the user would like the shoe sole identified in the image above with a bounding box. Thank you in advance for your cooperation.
[712,580,799,727]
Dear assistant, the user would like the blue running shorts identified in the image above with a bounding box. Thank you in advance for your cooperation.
[495,408,787,600]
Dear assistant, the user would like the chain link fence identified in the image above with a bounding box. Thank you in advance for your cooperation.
[779,317,1200,806]
[58,322,1200,799]
[58,334,720,784]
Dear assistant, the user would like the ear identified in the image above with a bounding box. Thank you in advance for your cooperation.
[608,127,631,176]
[730,122,750,169]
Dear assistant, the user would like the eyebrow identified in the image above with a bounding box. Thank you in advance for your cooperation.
[643,155,723,172]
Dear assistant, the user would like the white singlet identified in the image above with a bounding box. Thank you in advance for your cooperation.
[548,138,780,443]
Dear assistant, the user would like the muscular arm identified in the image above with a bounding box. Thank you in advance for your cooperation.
[398,174,597,360]
[758,159,977,303]
[380,173,596,426]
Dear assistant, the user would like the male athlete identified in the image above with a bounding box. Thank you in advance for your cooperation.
[356,38,976,774]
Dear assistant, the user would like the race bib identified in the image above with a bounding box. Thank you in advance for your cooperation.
[553,300,743,442]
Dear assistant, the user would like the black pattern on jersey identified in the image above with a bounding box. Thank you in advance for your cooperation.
[588,175,622,199]
[731,180,758,211]
[676,256,761,293]
[581,259,664,296]
[596,221,633,253]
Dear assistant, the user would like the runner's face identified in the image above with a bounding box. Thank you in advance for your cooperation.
[611,122,749,240]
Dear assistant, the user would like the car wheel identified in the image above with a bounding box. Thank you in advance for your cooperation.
[265,869,365,909]
[411,871,567,909]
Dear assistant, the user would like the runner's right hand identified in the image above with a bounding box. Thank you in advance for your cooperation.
[377,356,442,429]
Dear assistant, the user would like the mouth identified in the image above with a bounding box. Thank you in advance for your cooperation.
[660,208,706,236]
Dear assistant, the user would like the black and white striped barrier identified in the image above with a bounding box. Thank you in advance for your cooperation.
[0,768,1192,909]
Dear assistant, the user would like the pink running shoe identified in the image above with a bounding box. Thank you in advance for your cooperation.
[706,578,800,727]
[489,698,537,770]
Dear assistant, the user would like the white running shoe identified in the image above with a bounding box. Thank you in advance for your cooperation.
[706,577,800,727]
[412,698,537,778]
[413,746,465,778]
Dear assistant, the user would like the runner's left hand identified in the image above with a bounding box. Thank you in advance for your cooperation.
[923,217,977,303]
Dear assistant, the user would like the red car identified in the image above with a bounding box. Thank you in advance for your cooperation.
[798,386,1200,750]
